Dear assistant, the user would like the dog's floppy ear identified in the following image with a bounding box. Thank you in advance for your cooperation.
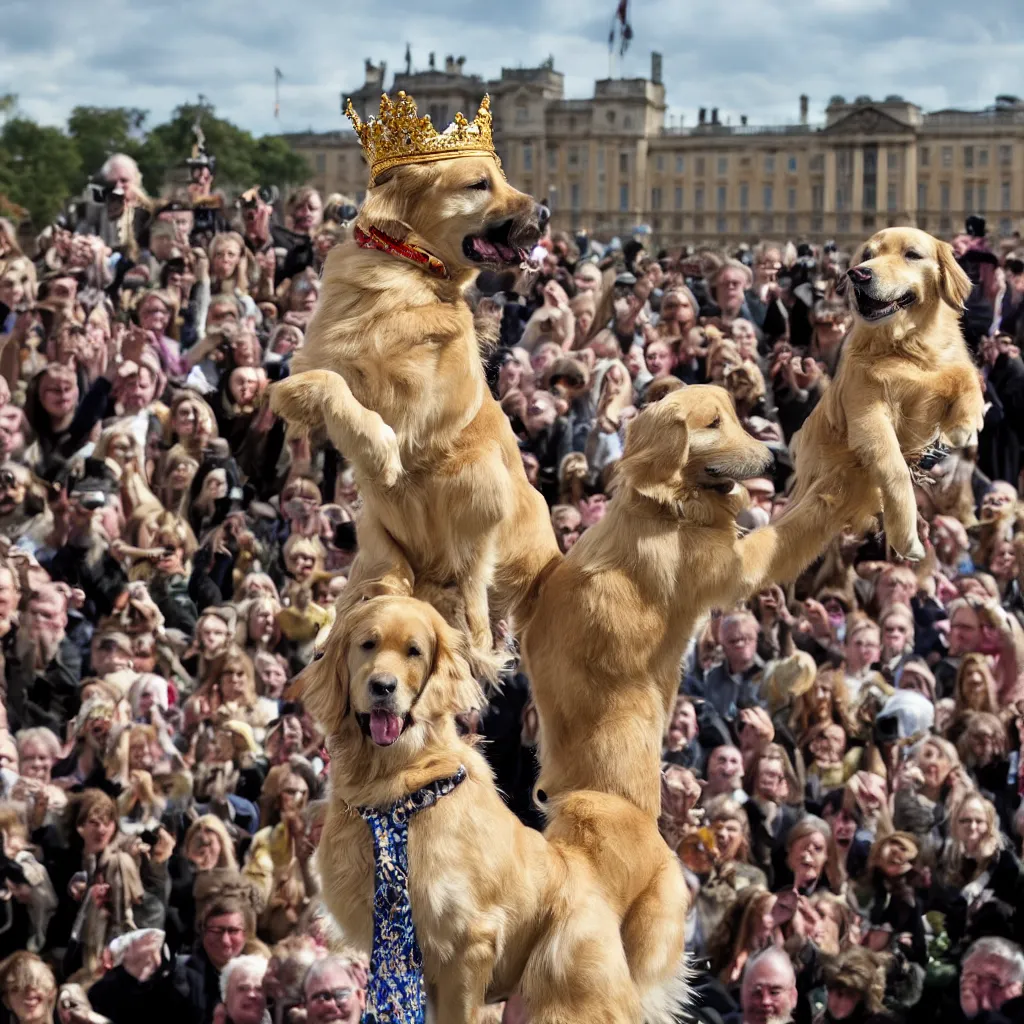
[937,240,973,310]
[359,164,438,242]
[292,618,352,736]
[420,616,484,721]
[616,402,690,506]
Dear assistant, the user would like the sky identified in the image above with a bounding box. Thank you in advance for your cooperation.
[4,0,1024,141]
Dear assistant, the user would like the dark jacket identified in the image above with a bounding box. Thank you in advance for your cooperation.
[90,946,221,1024]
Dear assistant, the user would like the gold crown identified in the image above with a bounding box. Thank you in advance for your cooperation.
[345,90,498,182]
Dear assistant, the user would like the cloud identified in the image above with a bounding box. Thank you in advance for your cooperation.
[3,0,1023,151]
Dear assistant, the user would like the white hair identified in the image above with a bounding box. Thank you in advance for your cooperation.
[964,938,1024,984]
[100,152,141,185]
[303,955,360,996]
[220,955,268,1002]
[742,946,796,997]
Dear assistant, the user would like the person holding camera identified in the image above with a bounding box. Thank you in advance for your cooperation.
[73,155,152,261]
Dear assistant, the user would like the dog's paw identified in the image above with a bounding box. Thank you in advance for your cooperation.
[270,370,350,433]
[894,536,927,562]
[377,423,402,488]
[943,425,977,449]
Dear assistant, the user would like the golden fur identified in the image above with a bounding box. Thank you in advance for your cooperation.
[789,227,985,560]
[307,594,688,1024]
[522,385,853,820]
[270,157,560,670]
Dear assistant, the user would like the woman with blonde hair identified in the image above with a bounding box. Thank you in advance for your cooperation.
[165,390,218,459]
[0,953,56,1024]
[934,792,1024,949]
[208,231,253,298]
[155,444,199,516]
[183,815,239,873]
[244,761,314,941]
[286,187,323,237]
[186,646,268,732]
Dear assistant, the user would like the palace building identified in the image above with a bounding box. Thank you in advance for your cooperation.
[285,53,1024,249]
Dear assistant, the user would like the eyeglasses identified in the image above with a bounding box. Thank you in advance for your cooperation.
[962,971,1013,994]
[205,925,245,939]
[308,989,353,1007]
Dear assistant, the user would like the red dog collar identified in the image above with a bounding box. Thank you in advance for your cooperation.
[354,225,449,280]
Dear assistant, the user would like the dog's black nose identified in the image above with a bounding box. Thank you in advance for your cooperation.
[536,203,550,229]
[847,266,873,285]
[368,674,398,698]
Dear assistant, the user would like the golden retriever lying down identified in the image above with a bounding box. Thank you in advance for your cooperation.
[271,156,560,671]
[789,227,985,561]
[305,593,687,1024]
[522,385,856,821]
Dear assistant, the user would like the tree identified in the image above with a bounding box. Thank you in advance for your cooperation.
[0,118,82,227]
[0,99,310,230]
[67,106,149,189]
[145,102,308,193]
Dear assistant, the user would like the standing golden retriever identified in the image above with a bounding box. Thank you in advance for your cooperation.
[306,592,687,1024]
[521,386,854,821]
[270,155,560,668]
[789,226,985,560]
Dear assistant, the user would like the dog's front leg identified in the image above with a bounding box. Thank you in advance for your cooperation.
[430,942,494,1024]
[848,401,924,561]
[270,369,403,488]
[732,479,841,600]
[935,364,985,449]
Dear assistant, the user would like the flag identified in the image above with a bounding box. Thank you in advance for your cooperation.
[609,0,632,57]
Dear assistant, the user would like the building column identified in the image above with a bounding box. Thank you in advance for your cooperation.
[876,144,889,219]
[852,145,865,215]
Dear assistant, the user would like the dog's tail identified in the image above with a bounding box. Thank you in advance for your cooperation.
[640,952,692,1024]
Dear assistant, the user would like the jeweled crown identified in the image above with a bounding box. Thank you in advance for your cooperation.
[345,90,498,183]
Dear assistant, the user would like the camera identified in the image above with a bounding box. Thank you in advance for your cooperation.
[75,490,109,511]
[239,185,279,210]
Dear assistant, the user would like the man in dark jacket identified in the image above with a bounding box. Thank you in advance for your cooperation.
[979,333,1024,485]
[90,899,252,1024]
[4,583,81,733]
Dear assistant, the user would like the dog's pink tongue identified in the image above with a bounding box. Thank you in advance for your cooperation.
[473,237,499,261]
[370,710,402,745]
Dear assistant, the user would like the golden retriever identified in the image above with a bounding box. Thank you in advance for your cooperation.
[521,385,855,821]
[789,226,985,561]
[270,156,560,668]
[306,592,688,1023]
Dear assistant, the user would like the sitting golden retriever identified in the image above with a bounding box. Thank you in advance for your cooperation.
[789,226,985,561]
[271,154,560,669]
[522,385,855,821]
[306,592,688,1024]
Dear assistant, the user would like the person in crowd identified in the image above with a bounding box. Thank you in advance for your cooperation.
[3,177,1024,1024]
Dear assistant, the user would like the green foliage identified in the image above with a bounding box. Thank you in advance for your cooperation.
[0,117,82,227]
[0,97,310,229]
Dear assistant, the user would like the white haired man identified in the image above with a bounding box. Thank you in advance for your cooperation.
[741,947,799,1024]
[303,956,365,1024]
[217,955,269,1024]
[960,938,1024,1022]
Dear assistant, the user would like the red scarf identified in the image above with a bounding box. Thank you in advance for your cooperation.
[354,225,448,280]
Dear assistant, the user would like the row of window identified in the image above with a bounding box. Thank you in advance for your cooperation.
[588,213,1018,239]
[560,179,1017,216]
[919,144,1014,169]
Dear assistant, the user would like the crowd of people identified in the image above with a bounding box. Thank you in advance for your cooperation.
[0,139,1023,1024]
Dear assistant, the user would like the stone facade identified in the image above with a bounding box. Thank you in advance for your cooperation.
[284,55,1024,248]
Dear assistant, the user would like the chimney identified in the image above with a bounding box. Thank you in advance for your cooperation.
[428,52,436,70]
[698,107,706,125]
[711,107,719,125]
[456,56,466,74]
[741,114,748,126]
[445,55,455,73]
[651,52,663,85]
[799,94,809,125]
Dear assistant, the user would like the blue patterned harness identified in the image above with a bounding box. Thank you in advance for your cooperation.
[357,766,468,1024]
